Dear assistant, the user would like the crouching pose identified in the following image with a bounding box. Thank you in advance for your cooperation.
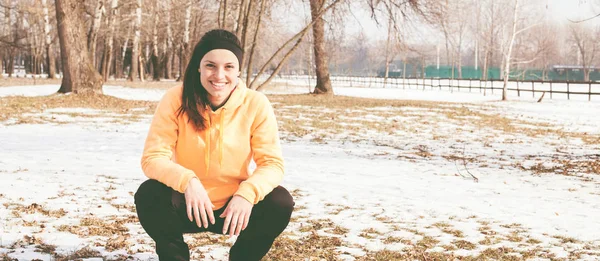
[134,29,294,261]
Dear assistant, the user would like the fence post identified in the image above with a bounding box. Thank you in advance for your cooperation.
[491,80,494,94]
[550,82,553,99]
[532,81,535,98]
[517,81,520,97]
[590,82,592,101]
[567,82,570,100]
[469,79,472,92]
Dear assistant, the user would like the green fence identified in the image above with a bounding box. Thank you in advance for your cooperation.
[416,66,600,82]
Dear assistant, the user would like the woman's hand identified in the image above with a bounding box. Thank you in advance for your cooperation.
[184,177,215,228]
[220,195,253,236]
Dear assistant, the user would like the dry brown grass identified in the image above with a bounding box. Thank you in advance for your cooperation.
[0,77,61,87]
[4,202,67,218]
[263,232,343,261]
[515,156,600,176]
[56,215,136,237]
[0,92,155,124]
[53,246,102,261]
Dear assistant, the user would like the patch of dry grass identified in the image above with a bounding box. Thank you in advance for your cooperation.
[0,77,61,87]
[0,93,155,124]
[515,155,600,176]
[263,232,342,261]
[56,215,135,237]
[4,202,67,218]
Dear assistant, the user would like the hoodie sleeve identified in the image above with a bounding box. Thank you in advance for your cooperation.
[235,94,284,204]
[141,87,197,193]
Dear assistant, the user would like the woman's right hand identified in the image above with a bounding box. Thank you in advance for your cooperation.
[184,177,215,228]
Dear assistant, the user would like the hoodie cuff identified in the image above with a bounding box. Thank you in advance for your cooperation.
[177,171,197,193]
[235,183,258,204]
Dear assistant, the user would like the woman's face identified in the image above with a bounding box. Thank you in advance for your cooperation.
[199,49,240,107]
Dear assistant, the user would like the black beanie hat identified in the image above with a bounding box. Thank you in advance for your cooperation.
[197,29,243,69]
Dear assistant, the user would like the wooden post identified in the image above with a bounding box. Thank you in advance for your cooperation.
[567,82,570,100]
[469,79,472,92]
[517,81,520,97]
[589,82,592,101]
[550,81,553,99]
[532,81,534,98]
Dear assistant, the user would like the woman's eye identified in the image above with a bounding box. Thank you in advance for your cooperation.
[206,64,214,68]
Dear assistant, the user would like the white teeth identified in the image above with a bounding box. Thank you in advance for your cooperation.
[212,82,227,87]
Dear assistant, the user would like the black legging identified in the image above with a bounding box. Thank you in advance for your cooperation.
[134,179,294,261]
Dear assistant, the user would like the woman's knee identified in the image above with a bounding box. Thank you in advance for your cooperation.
[134,179,169,207]
[264,186,295,216]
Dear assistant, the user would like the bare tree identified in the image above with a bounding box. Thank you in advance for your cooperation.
[177,0,192,81]
[42,0,56,78]
[310,0,333,95]
[87,0,104,68]
[568,23,599,82]
[501,0,519,100]
[164,0,173,79]
[150,0,160,80]
[128,0,142,81]
[501,0,538,100]
[245,0,266,86]
[55,0,103,94]
[100,0,118,81]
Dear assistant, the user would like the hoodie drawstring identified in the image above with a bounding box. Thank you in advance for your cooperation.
[205,125,210,176]
[219,109,224,168]
[204,109,225,176]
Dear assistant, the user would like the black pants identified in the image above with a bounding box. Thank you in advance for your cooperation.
[134,179,294,261]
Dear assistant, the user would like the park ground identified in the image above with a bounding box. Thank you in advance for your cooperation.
[0,78,599,260]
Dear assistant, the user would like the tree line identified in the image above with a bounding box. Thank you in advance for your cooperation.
[0,0,596,99]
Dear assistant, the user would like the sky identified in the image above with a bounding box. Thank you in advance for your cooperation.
[275,0,600,44]
[0,80,599,260]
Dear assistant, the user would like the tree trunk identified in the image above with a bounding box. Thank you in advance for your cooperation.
[102,0,118,81]
[128,0,142,81]
[88,0,104,69]
[502,0,519,101]
[246,0,266,86]
[235,0,248,36]
[42,0,56,78]
[177,0,192,81]
[222,0,228,29]
[309,0,333,95]
[240,0,255,69]
[5,0,13,77]
[151,0,160,81]
[55,0,103,94]
[384,15,392,87]
[115,38,124,78]
[164,0,173,79]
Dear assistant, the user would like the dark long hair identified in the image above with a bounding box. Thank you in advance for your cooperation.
[177,29,242,131]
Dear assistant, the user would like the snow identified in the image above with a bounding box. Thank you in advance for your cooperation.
[1,82,599,260]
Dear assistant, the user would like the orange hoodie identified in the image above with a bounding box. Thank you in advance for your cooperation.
[141,81,284,209]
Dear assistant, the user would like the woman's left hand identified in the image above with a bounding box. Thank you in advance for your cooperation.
[220,195,253,236]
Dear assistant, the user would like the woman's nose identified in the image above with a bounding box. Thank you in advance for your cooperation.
[215,67,225,79]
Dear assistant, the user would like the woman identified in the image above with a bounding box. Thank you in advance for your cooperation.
[134,29,294,261]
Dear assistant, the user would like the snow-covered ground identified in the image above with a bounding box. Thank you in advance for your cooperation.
[1,83,599,260]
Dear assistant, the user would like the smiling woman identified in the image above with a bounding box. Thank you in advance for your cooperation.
[134,29,294,261]
[199,49,241,110]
